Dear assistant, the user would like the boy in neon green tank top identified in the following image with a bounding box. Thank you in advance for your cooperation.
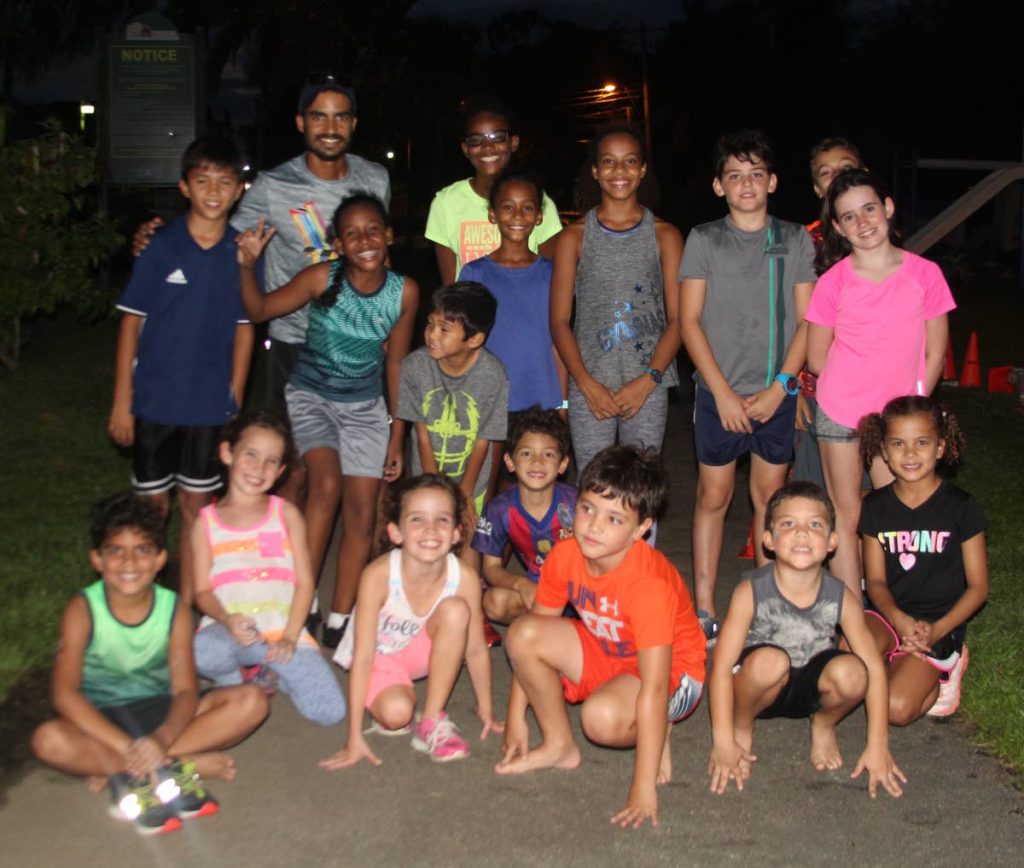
[32,493,268,831]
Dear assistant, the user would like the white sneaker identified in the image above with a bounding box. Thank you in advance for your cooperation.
[927,645,969,718]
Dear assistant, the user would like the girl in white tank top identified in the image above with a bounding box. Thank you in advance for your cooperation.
[323,475,503,767]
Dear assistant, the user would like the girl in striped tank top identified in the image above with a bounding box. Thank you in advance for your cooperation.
[193,411,346,726]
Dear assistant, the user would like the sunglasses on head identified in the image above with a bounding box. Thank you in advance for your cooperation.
[463,130,512,148]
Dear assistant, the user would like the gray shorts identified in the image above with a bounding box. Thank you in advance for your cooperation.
[285,386,389,478]
[814,400,859,443]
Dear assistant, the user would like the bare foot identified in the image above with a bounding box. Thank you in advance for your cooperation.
[657,726,672,785]
[494,742,581,775]
[87,775,108,794]
[188,752,237,782]
[809,718,843,771]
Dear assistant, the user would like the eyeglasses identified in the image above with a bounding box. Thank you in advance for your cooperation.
[463,130,512,148]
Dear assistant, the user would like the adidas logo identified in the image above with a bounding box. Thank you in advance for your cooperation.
[165,269,188,284]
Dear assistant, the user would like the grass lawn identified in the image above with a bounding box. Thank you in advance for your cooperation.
[1,314,1022,778]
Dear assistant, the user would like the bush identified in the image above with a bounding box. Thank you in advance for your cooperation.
[0,119,122,369]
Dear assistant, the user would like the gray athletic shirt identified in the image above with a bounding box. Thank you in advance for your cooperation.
[396,347,509,502]
[573,208,679,391]
[231,153,391,344]
[679,216,816,396]
[743,563,845,668]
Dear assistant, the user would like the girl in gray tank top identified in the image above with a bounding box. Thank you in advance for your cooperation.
[550,125,684,473]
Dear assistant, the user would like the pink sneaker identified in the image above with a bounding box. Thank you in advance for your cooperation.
[411,712,470,762]
[927,645,969,718]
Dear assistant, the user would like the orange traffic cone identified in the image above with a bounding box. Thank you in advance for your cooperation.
[942,339,957,382]
[960,332,981,388]
[738,520,756,559]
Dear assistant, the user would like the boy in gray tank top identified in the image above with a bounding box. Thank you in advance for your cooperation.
[707,482,905,800]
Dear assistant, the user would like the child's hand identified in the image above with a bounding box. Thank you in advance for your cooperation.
[612,375,656,420]
[610,785,659,829]
[477,707,504,740]
[383,438,403,482]
[707,741,757,794]
[579,377,621,421]
[319,736,381,771]
[108,406,135,447]
[265,636,296,664]
[714,389,753,433]
[226,613,261,646]
[124,736,166,778]
[743,385,786,423]
[236,218,276,268]
[851,746,906,799]
[497,717,530,767]
[515,579,537,611]
[131,216,162,257]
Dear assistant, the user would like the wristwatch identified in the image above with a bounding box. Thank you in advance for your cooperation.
[774,372,799,396]
[646,367,663,385]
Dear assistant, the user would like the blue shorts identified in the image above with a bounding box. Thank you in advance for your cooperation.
[693,385,796,467]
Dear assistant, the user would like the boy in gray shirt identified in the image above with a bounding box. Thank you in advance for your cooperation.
[397,282,509,568]
[707,481,904,800]
[679,130,817,641]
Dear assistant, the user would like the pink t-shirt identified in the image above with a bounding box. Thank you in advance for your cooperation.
[804,252,955,429]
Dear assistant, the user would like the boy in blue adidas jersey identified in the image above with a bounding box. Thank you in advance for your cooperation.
[107,137,254,605]
[31,493,267,835]
[472,407,575,623]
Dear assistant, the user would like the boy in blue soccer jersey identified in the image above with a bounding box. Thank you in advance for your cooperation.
[108,138,254,605]
[472,407,576,623]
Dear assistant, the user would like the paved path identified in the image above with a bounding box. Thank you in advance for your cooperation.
[2,401,1021,866]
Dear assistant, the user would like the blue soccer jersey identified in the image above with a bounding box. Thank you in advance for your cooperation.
[472,482,576,582]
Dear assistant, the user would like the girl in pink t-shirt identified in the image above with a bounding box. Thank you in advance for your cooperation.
[805,169,954,596]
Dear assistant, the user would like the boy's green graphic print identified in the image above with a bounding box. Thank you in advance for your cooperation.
[423,387,480,477]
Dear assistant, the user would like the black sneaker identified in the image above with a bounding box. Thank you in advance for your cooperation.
[167,760,219,819]
[305,608,323,641]
[322,617,350,649]
[108,773,182,836]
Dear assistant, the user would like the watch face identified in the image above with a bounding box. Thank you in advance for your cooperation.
[786,376,798,393]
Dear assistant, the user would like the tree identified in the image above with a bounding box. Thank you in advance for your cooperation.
[0,119,122,368]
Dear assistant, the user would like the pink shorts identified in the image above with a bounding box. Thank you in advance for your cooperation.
[365,628,433,707]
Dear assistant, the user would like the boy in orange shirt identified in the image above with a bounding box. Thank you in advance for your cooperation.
[495,445,705,829]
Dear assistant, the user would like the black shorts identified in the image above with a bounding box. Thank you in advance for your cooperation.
[98,694,173,738]
[738,645,848,719]
[132,420,223,495]
[694,385,796,467]
[265,338,304,421]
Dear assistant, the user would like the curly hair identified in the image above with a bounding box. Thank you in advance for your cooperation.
[858,395,966,470]
[90,491,166,551]
[504,406,571,459]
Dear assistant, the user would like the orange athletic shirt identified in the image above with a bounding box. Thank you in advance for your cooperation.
[536,538,706,683]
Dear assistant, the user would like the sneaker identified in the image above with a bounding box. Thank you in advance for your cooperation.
[322,616,350,650]
[696,610,720,647]
[167,760,219,819]
[483,621,503,648]
[108,774,182,836]
[364,718,414,737]
[305,608,323,641]
[411,712,470,762]
[927,645,969,718]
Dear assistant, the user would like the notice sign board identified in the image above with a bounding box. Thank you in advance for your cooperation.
[102,34,202,185]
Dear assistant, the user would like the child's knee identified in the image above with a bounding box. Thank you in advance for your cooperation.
[742,646,791,688]
[308,472,342,506]
[696,477,733,512]
[374,696,414,731]
[821,655,867,700]
[580,698,629,744]
[433,595,471,632]
[31,720,68,763]
[505,614,546,659]
[888,691,924,727]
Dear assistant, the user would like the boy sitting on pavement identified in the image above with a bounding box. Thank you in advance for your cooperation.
[108,137,254,605]
[31,493,268,835]
[707,481,905,799]
[397,282,509,569]
[471,407,576,624]
[495,445,706,829]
